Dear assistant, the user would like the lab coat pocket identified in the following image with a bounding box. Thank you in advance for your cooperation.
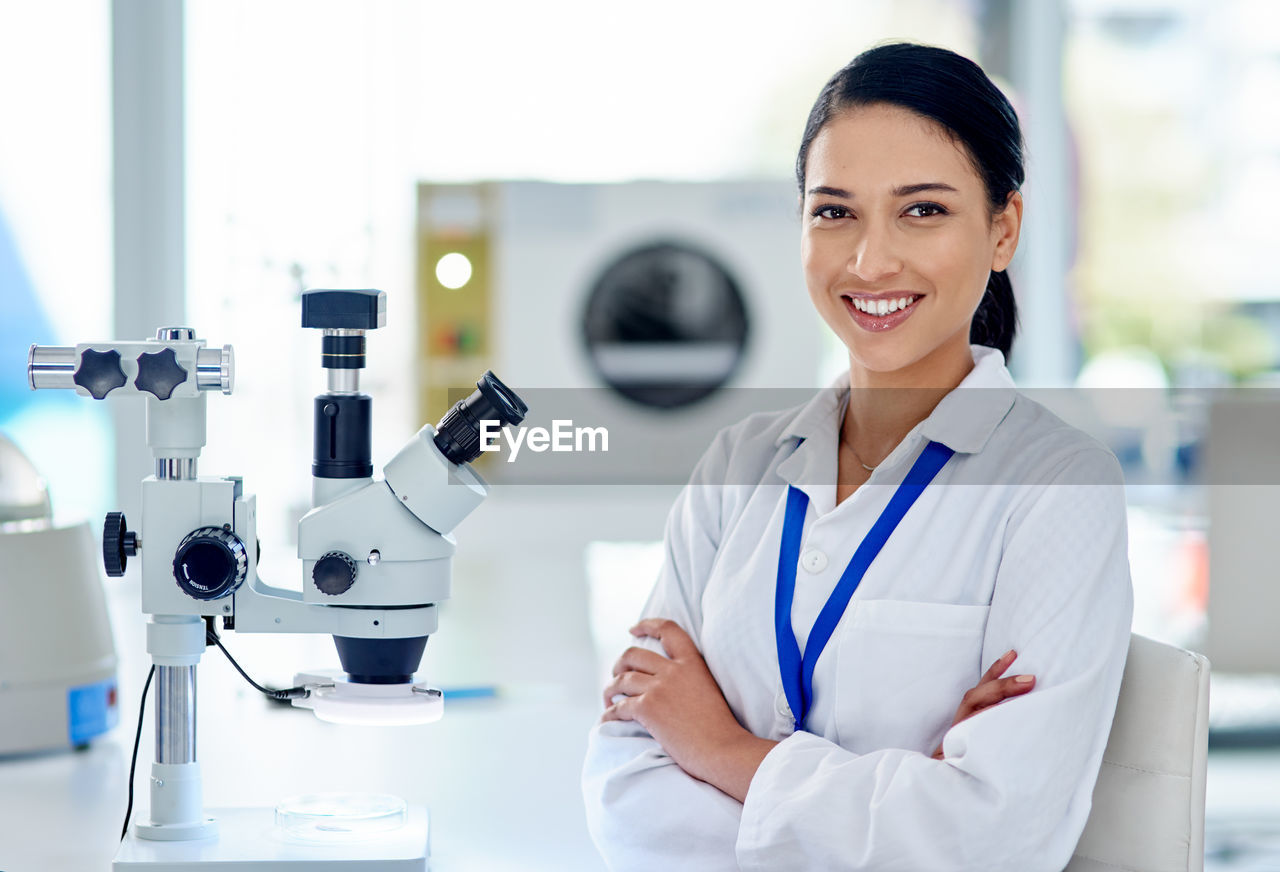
[833,599,990,755]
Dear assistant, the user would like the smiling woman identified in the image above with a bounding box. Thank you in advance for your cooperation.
[802,105,1020,375]
[582,42,1133,872]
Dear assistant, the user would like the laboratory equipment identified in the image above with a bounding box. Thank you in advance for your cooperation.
[26,288,527,869]
[0,432,118,754]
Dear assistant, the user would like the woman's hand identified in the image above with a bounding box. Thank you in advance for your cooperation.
[601,618,776,802]
[931,649,1035,760]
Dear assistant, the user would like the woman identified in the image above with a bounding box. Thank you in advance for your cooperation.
[582,42,1132,871]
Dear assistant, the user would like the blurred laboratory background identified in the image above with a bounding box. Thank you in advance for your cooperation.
[2,0,1280,869]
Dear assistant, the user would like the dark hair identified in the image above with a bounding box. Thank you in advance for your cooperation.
[796,42,1024,358]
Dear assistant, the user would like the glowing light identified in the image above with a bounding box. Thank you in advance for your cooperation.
[435,252,472,289]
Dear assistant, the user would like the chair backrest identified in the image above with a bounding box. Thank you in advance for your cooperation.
[1066,634,1210,872]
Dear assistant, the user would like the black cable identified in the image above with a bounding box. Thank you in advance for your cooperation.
[122,664,155,841]
[205,627,310,701]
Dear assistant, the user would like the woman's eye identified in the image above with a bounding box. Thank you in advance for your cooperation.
[811,204,850,220]
[905,202,948,218]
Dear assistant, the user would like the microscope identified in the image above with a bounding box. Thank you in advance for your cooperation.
[27,288,527,869]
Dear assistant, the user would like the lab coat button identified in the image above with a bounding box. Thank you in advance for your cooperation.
[801,548,828,573]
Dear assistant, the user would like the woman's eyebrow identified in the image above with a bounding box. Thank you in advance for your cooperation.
[806,185,853,198]
[805,182,960,199]
[893,182,959,197]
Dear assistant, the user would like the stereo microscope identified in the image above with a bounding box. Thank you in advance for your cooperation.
[27,288,527,869]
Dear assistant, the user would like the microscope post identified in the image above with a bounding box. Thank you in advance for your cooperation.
[137,365,218,840]
[135,614,217,840]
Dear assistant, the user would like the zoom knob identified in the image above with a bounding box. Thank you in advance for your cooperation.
[173,526,248,600]
[313,551,357,596]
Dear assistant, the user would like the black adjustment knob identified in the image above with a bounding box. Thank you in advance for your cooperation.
[103,512,139,577]
[135,347,189,400]
[74,349,127,400]
[313,551,358,596]
[173,526,248,601]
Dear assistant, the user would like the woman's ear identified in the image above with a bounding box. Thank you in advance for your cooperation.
[991,191,1023,272]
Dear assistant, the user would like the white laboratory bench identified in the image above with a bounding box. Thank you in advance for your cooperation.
[0,684,609,872]
[0,569,610,872]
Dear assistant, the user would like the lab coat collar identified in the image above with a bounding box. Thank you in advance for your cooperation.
[773,346,1017,496]
[918,345,1018,454]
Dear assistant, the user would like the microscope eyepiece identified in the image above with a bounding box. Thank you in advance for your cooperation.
[433,371,529,465]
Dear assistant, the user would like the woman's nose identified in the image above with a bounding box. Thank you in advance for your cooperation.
[846,227,904,283]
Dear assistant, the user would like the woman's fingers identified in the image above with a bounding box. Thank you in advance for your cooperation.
[958,673,1035,719]
[601,670,656,709]
[980,649,1017,684]
[950,650,1027,723]
[935,670,1035,758]
[934,651,1027,760]
[611,645,668,678]
[601,695,638,723]
[631,619,700,661]
[601,622,702,715]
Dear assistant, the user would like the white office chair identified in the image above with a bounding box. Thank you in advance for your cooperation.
[1066,634,1211,872]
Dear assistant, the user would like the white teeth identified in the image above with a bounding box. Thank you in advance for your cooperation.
[851,295,918,317]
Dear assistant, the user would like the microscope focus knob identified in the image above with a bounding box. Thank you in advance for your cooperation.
[173,526,248,600]
[103,512,139,577]
[313,551,358,596]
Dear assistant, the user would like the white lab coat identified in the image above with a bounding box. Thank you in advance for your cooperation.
[582,346,1133,872]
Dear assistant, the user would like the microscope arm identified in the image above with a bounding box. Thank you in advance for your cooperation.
[227,489,442,639]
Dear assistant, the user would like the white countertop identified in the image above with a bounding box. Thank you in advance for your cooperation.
[0,679,608,872]
[0,571,609,872]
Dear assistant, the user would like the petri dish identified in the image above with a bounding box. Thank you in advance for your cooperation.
[275,792,408,842]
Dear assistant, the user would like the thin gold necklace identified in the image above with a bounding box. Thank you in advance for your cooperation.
[845,442,876,473]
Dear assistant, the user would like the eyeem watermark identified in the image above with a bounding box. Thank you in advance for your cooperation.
[480,419,609,462]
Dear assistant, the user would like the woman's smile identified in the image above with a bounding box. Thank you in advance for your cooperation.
[841,292,924,332]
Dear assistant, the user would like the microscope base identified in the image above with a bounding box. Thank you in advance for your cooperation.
[134,817,220,841]
[113,805,429,870]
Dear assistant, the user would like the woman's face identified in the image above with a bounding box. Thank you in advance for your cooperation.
[801,103,1021,379]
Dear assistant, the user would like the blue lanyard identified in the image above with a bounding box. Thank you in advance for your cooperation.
[774,440,955,733]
